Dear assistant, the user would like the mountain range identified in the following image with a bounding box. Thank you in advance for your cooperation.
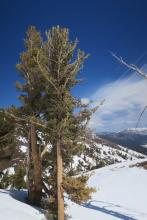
[98,128,147,155]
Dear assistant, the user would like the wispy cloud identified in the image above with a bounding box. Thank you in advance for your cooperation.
[87,73,147,132]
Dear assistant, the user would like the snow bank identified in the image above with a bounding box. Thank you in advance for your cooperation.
[1,159,147,220]
[67,159,147,220]
[0,190,46,220]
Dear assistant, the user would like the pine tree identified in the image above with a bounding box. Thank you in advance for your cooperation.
[35,26,96,220]
[14,26,45,205]
[4,26,97,218]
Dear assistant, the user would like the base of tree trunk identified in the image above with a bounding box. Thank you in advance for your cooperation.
[28,188,42,206]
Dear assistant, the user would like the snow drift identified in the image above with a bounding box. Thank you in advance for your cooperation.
[67,159,147,220]
[0,159,147,220]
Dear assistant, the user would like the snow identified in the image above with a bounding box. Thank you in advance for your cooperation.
[0,190,46,220]
[3,167,15,175]
[122,128,147,135]
[67,159,147,220]
[17,136,28,143]
[19,145,27,153]
[0,159,147,220]
[142,144,147,148]
[17,136,28,153]
[72,142,146,172]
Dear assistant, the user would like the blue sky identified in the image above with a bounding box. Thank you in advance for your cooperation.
[1,0,147,131]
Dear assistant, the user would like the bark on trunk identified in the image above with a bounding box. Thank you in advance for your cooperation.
[26,128,34,202]
[27,124,42,206]
[57,139,64,220]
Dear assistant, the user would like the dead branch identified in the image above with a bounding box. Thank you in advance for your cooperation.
[111,52,147,79]
[136,105,147,128]
[5,111,47,129]
[0,131,14,141]
[91,99,105,113]
[41,144,49,159]
[34,51,59,92]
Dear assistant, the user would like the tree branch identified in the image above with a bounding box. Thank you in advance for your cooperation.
[41,144,49,159]
[34,51,59,92]
[136,105,147,128]
[111,52,147,79]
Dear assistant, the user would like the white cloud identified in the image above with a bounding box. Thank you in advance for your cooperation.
[88,74,147,132]
[81,98,90,105]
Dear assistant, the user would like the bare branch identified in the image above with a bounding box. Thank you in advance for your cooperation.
[41,144,49,159]
[34,51,59,92]
[29,117,47,128]
[136,105,147,128]
[91,99,105,113]
[111,52,147,79]
[0,131,14,141]
[63,53,88,88]
[4,111,26,123]
[5,111,47,129]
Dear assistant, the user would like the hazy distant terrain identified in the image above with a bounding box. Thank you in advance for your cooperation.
[98,128,147,155]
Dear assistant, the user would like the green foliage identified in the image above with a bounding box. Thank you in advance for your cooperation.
[0,109,17,174]
[9,25,98,218]
[0,165,26,190]
[16,26,45,115]
[0,171,12,188]
[96,160,107,169]
[64,175,96,204]
[12,165,26,190]
[0,109,15,148]
[37,27,96,213]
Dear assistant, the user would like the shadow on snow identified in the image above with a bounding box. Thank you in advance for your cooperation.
[82,200,137,220]
[0,189,45,215]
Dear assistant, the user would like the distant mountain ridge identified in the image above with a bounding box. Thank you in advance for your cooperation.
[98,128,147,155]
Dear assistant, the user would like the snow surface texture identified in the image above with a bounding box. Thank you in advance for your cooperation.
[0,190,46,220]
[67,159,147,220]
[0,159,147,220]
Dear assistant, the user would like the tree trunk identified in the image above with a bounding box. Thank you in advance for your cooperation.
[26,128,34,203]
[57,139,64,220]
[27,124,42,206]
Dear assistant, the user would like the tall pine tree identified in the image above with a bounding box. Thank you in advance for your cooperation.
[35,26,96,220]
[15,26,45,205]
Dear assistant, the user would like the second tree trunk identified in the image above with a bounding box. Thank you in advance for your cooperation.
[57,139,64,220]
[27,124,42,206]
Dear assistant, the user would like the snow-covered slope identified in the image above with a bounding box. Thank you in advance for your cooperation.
[73,138,146,172]
[0,190,46,220]
[67,159,147,220]
[3,135,146,176]
[1,159,147,220]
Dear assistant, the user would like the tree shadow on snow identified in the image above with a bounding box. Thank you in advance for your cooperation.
[0,189,28,203]
[0,189,45,215]
[82,200,137,220]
